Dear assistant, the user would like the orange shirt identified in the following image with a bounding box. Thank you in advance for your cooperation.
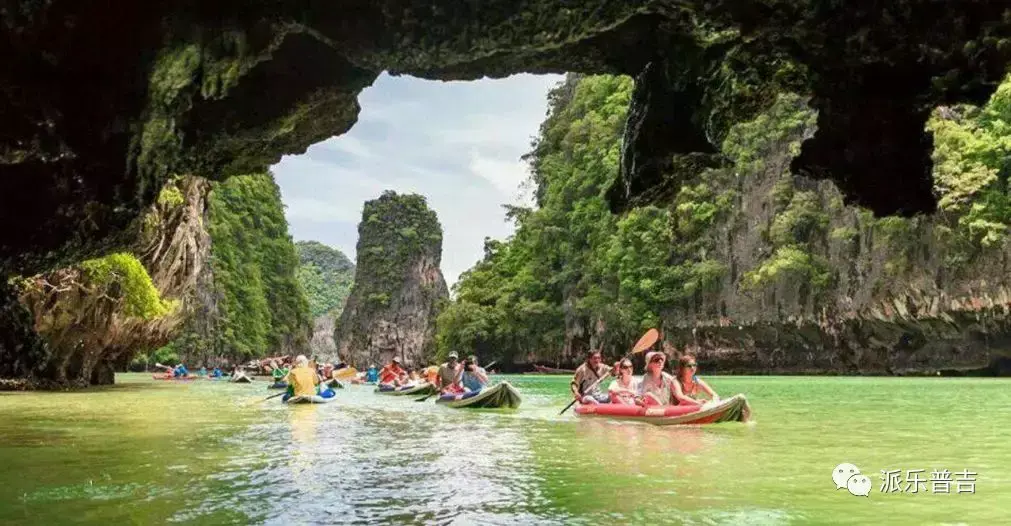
[423,366,439,385]
[379,364,405,384]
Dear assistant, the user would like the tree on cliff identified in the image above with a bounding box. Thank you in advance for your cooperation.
[171,173,311,363]
[4,176,211,388]
[334,191,448,367]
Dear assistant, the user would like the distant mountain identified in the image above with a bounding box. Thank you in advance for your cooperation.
[296,241,355,318]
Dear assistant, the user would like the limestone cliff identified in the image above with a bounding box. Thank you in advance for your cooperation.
[4,2,1011,280]
[334,191,448,368]
[664,96,1011,375]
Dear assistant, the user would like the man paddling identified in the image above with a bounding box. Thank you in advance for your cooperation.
[378,357,407,388]
[570,350,611,404]
[283,355,320,402]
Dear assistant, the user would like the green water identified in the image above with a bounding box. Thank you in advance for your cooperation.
[0,374,1007,525]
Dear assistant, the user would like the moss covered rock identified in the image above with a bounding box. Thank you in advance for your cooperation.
[334,191,448,367]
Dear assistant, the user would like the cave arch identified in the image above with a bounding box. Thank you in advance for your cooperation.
[3,2,1011,277]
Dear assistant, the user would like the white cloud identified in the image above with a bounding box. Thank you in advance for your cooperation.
[272,72,563,285]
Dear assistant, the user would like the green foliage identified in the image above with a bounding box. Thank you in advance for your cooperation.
[173,173,310,361]
[150,345,179,366]
[80,253,174,319]
[156,185,185,209]
[742,246,831,291]
[722,93,816,174]
[830,226,859,243]
[769,190,829,246]
[928,75,1011,250]
[352,191,443,313]
[295,241,354,318]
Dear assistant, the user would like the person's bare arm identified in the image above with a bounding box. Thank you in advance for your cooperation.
[697,377,718,400]
[670,378,702,406]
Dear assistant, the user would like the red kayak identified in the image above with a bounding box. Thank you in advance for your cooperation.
[151,374,199,381]
[574,394,752,426]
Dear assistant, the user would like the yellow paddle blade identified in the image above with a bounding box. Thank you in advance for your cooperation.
[333,367,358,379]
[632,328,660,353]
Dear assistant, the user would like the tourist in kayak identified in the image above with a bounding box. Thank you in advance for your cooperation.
[173,363,189,378]
[634,352,705,407]
[633,351,676,406]
[570,350,611,404]
[460,355,489,393]
[210,367,223,378]
[675,354,719,404]
[607,359,639,404]
[283,355,320,401]
[378,358,407,388]
[423,365,439,385]
[438,352,464,394]
[365,364,379,383]
[271,360,289,385]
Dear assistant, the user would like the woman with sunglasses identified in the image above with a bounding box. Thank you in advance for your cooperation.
[634,351,676,406]
[634,351,711,407]
[675,354,719,404]
[607,359,639,404]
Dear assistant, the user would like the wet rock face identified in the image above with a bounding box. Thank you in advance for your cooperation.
[334,191,448,368]
[3,2,1011,276]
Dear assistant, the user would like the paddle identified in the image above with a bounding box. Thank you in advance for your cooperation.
[415,360,497,402]
[557,328,660,416]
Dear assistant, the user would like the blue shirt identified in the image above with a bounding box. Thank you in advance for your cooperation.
[211,368,222,378]
[461,371,487,392]
[366,367,379,382]
[173,366,188,377]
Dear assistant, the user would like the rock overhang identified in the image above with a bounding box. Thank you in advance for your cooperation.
[3,1,1011,274]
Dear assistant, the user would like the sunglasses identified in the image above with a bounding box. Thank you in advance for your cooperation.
[685,362,698,367]
[650,357,665,363]
[620,364,632,370]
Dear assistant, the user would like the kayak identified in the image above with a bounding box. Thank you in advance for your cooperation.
[283,394,335,404]
[152,374,199,381]
[574,394,752,426]
[374,382,435,396]
[268,381,288,389]
[436,381,522,409]
[230,374,253,383]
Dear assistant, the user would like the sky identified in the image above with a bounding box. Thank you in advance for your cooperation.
[272,72,563,287]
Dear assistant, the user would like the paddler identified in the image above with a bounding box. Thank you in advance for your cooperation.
[607,359,639,404]
[634,351,705,407]
[173,363,189,378]
[282,355,320,402]
[674,354,718,405]
[570,350,611,404]
[378,358,407,388]
[365,364,379,383]
[459,355,489,393]
[437,352,464,394]
[423,365,439,385]
[271,360,289,385]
